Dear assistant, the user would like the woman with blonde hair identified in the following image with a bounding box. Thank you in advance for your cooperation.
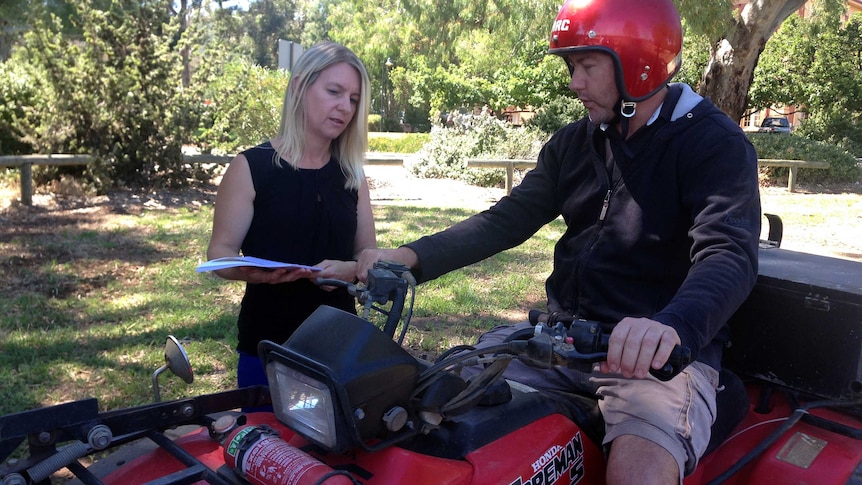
[206,41,376,393]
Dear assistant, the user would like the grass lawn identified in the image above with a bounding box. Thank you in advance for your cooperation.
[0,185,560,418]
[1,175,859,419]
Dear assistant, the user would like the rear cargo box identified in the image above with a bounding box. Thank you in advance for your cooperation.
[724,247,862,400]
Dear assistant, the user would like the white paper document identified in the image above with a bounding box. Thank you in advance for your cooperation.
[196,256,322,273]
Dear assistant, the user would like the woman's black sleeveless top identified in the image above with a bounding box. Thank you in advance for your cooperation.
[235,142,358,354]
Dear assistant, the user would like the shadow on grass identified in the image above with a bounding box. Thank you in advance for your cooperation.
[0,199,231,415]
[1,186,216,299]
[371,204,560,358]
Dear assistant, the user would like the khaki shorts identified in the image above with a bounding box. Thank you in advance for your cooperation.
[592,361,719,478]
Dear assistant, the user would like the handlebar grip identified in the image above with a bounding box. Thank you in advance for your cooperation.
[528,309,545,324]
[315,277,348,288]
[528,310,577,325]
[649,345,692,381]
[529,310,693,381]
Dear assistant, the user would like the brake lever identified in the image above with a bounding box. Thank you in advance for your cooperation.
[314,277,352,289]
[511,333,606,373]
[553,345,608,374]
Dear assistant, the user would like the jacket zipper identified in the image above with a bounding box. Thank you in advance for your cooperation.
[598,189,611,222]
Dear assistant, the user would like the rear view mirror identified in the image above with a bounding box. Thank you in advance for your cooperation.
[152,335,194,402]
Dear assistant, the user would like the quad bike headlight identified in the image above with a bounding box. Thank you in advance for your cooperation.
[265,360,337,449]
[259,305,423,454]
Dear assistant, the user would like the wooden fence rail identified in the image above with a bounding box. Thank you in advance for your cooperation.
[0,153,828,206]
[756,159,830,192]
[467,158,830,194]
[0,153,407,206]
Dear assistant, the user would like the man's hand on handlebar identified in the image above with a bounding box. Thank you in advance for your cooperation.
[601,317,681,379]
[356,247,419,283]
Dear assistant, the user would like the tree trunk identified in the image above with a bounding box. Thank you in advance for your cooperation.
[180,0,191,87]
[699,0,808,121]
[0,20,11,62]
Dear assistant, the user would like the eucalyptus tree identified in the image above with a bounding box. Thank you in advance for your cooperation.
[326,0,563,124]
[305,0,855,131]
[0,0,28,60]
[675,0,847,120]
[803,14,862,155]
[0,0,117,60]
[243,0,302,68]
[296,0,330,47]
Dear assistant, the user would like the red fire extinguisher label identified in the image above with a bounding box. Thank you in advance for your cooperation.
[224,425,352,485]
[244,436,329,484]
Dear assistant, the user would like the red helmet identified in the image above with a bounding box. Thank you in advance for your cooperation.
[549,0,682,102]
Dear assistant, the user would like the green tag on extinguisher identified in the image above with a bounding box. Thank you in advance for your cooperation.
[226,426,256,457]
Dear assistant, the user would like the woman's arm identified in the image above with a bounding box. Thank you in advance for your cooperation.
[207,155,255,281]
[354,176,378,256]
[207,155,318,284]
[315,176,377,284]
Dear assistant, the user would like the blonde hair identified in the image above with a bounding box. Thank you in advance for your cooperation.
[272,41,371,191]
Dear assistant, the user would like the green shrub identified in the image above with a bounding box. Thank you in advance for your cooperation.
[409,112,546,187]
[526,96,588,135]
[368,133,430,153]
[22,2,204,191]
[194,59,287,154]
[490,125,549,160]
[747,133,860,184]
[795,110,862,160]
[0,57,42,155]
[409,125,478,180]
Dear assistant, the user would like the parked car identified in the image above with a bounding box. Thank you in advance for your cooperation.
[758,117,792,134]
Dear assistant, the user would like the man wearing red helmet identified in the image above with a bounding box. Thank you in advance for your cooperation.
[358,0,760,482]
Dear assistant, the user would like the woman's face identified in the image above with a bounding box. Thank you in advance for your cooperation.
[304,62,361,144]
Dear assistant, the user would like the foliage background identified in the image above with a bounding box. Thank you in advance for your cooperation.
[0,0,860,190]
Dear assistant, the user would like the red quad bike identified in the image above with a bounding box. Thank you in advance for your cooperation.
[2,217,862,485]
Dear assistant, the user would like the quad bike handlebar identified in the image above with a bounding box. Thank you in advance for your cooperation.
[525,309,691,381]
[412,310,691,421]
[316,260,416,341]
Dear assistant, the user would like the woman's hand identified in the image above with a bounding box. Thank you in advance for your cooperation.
[312,260,358,290]
[215,260,357,289]
[231,266,319,285]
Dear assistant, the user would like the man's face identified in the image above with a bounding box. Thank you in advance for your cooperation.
[565,52,620,124]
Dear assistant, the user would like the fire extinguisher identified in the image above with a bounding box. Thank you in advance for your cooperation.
[223,425,354,485]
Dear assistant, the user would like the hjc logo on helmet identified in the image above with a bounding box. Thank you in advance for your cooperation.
[551,19,571,33]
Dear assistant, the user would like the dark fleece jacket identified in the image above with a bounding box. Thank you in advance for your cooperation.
[406,84,761,369]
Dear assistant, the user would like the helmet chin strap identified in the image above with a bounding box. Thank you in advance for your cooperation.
[601,98,638,161]
[615,100,637,140]
[608,98,638,141]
